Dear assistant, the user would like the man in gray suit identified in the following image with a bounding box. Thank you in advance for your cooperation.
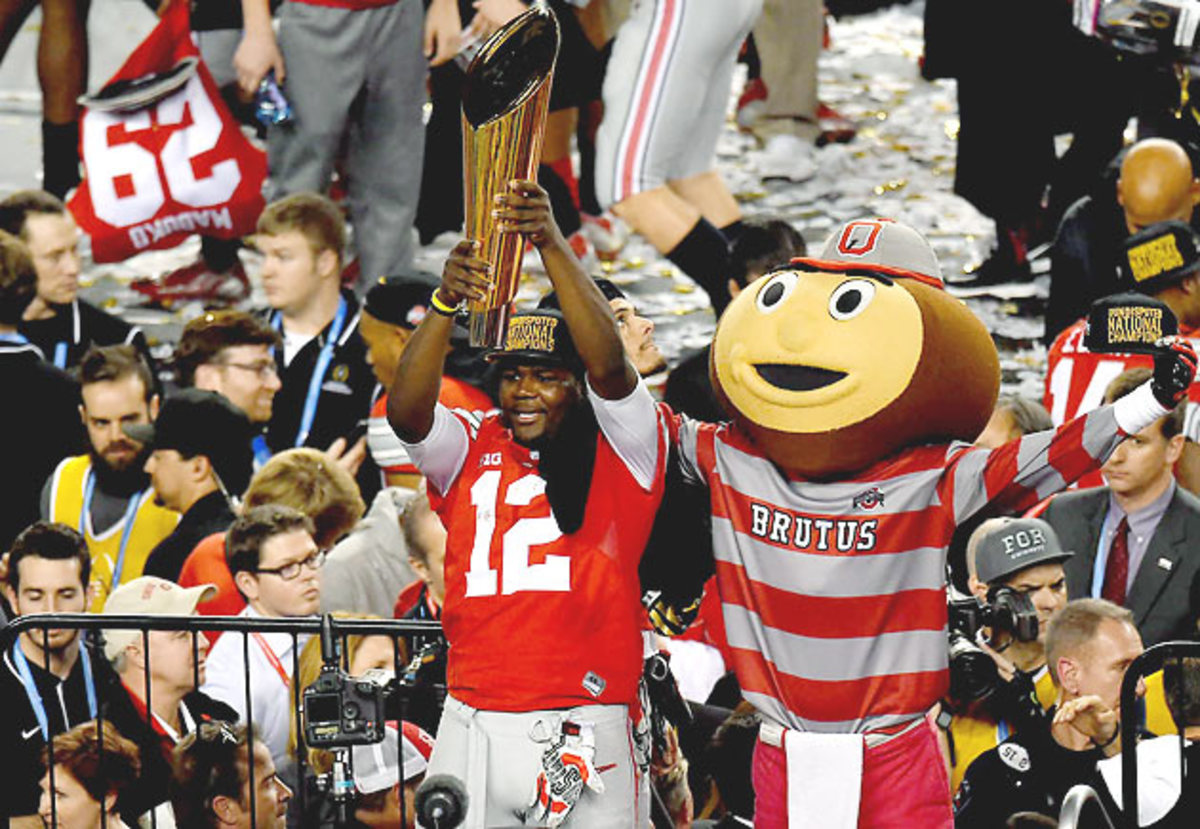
[1043,367,1200,647]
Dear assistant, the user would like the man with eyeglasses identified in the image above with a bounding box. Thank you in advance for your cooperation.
[128,389,255,583]
[202,504,324,766]
[175,310,283,463]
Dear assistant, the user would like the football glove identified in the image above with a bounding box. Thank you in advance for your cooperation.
[1152,336,1198,408]
[528,721,605,827]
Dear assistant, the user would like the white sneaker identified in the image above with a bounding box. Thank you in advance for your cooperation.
[752,134,818,183]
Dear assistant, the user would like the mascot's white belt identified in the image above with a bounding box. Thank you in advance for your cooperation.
[758,718,924,829]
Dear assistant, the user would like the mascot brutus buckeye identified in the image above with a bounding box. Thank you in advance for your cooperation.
[668,218,1196,827]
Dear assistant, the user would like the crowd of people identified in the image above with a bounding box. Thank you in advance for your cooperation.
[4,0,1200,828]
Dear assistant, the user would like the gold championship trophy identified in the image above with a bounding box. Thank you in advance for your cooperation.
[462,5,560,348]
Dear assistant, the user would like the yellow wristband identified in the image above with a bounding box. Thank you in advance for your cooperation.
[430,290,460,316]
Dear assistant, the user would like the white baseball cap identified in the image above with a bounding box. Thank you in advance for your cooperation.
[352,721,436,794]
[101,576,216,660]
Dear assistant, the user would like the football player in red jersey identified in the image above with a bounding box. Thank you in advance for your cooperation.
[1045,220,1200,489]
[387,179,666,827]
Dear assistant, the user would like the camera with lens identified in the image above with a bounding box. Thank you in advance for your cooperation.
[947,585,1039,705]
[302,617,446,828]
[303,666,392,748]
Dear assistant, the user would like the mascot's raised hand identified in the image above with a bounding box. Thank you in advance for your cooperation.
[1152,336,1198,407]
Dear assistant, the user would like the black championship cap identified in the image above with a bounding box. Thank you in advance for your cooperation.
[124,388,255,494]
[363,276,436,329]
[1083,292,1178,355]
[486,310,582,375]
[537,278,627,311]
[1121,219,1200,295]
[972,517,1073,584]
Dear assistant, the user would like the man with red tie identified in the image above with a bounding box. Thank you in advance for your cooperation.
[1042,367,1200,646]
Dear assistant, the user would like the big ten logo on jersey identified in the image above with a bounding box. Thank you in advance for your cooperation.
[464,469,569,597]
[68,0,266,263]
[748,503,877,553]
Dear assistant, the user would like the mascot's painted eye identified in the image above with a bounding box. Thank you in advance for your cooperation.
[828,279,877,321]
[756,272,799,313]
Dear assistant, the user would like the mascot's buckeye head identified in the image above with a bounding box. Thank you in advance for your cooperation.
[710,218,1000,478]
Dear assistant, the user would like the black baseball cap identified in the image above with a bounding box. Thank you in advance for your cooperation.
[125,388,255,495]
[363,275,437,330]
[1121,220,1200,294]
[1083,292,1178,355]
[970,517,1073,584]
[485,310,582,375]
[537,278,627,311]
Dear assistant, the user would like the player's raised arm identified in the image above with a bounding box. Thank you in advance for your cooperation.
[495,180,637,400]
[387,241,490,442]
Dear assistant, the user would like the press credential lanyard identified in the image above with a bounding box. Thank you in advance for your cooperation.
[13,642,97,741]
[80,468,142,589]
[273,295,348,448]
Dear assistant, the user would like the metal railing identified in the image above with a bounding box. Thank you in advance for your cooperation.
[1116,639,1200,829]
[1,612,444,828]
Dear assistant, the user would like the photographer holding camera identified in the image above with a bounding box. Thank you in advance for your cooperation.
[939,517,1072,793]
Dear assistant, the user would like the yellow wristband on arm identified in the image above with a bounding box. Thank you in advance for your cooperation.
[430,290,460,316]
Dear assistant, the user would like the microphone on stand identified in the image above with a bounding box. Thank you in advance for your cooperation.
[415,774,468,828]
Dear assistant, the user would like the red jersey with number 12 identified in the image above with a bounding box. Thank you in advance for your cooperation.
[428,410,666,712]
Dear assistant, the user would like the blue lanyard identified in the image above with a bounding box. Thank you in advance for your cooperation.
[80,469,143,590]
[13,642,97,741]
[252,434,272,467]
[53,341,68,369]
[273,295,348,448]
[0,332,28,344]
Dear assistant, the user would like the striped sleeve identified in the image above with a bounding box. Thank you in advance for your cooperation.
[368,403,416,475]
[940,402,1126,523]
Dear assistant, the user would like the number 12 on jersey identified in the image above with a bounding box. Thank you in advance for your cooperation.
[465,470,570,597]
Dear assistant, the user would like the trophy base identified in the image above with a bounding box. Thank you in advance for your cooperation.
[469,305,512,349]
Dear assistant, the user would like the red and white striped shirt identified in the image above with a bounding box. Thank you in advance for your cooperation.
[674,405,1131,735]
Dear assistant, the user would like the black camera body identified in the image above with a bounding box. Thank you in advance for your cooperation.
[303,666,391,748]
[949,584,1039,644]
[946,586,1039,705]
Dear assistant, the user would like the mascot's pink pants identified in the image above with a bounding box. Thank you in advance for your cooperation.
[750,717,952,828]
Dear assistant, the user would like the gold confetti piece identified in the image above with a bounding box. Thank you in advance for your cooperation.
[673,283,695,294]
[659,266,676,278]
[944,119,960,141]
[600,261,618,274]
[627,256,645,269]
[102,296,118,309]
[873,178,908,195]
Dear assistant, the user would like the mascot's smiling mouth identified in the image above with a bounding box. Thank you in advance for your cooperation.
[754,363,847,391]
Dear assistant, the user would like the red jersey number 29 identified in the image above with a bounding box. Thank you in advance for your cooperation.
[464,470,570,597]
[83,75,241,228]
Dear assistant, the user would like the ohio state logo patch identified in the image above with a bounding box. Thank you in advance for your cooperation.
[836,219,892,257]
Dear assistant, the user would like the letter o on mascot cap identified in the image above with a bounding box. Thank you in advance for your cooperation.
[710,218,1000,478]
